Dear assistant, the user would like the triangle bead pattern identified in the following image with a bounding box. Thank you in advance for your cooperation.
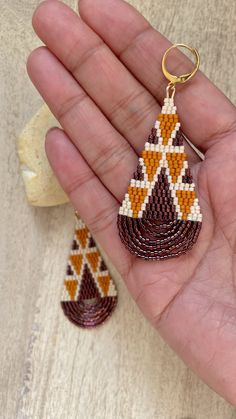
[117,96,202,260]
[61,215,118,328]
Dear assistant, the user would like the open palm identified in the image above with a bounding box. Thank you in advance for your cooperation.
[28,0,236,405]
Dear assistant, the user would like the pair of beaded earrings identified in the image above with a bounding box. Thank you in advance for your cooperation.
[61,44,202,328]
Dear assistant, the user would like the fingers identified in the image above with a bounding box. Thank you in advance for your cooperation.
[32,0,201,165]
[32,0,158,155]
[79,0,236,152]
[45,127,132,276]
[27,47,138,202]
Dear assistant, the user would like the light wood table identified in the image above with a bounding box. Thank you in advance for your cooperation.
[1,1,236,417]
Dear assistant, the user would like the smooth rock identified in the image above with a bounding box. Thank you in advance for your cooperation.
[18,104,69,207]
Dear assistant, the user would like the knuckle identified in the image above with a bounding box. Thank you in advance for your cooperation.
[65,170,94,196]
[66,39,105,75]
[92,139,132,178]
[118,25,152,58]
[124,95,157,132]
[109,89,157,133]
[87,203,117,235]
[57,93,87,122]
[109,88,145,120]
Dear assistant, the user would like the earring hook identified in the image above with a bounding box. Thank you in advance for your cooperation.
[162,43,200,85]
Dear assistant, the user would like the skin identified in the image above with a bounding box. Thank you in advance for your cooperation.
[27,0,236,405]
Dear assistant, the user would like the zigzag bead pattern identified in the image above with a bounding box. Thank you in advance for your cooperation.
[61,215,118,328]
[117,96,202,260]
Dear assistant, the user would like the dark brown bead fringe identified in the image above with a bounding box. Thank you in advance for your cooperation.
[117,216,201,260]
[61,297,118,328]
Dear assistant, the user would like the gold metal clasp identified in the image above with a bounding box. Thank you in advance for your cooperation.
[162,43,200,85]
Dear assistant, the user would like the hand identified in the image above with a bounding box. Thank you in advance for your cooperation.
[27,0,236,405]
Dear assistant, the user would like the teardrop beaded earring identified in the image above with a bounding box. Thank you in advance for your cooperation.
[61,212,118,328]
[117,44,202,260]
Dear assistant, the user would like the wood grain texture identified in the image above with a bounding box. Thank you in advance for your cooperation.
[1,0,236,418]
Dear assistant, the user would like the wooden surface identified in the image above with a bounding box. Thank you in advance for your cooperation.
[1,1,236,418]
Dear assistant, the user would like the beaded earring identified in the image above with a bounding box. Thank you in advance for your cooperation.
[117,44,202,260]
[61,213,118,328]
